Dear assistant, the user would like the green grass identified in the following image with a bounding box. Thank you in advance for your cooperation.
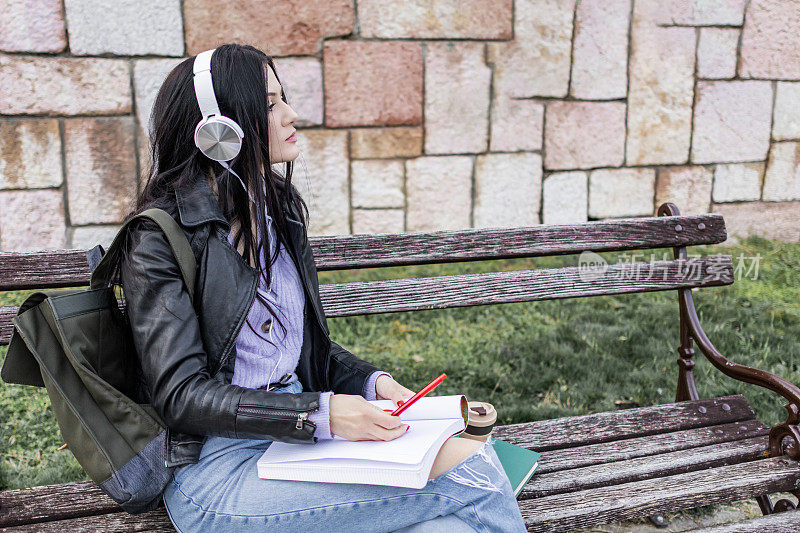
[2,235,799,492]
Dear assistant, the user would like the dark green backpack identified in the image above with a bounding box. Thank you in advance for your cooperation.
[0,208,197,514]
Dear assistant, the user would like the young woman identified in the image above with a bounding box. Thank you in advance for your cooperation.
[117,43,526,532]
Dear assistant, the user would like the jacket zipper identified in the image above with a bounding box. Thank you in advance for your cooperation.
[237,405,313,430]
[296,412,309,430]
[164,426,170,467]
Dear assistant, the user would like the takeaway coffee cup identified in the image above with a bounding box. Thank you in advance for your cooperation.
[459,401,497,442]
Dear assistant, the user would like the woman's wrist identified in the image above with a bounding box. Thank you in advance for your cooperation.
[307,391,334,439]
[363,371,392,401]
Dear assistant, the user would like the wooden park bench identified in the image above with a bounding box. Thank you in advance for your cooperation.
[2,201,800,532]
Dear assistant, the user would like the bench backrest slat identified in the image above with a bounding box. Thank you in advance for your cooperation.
[312,214,726,269]
[0,250,89,290]
[0,214,726,290]
[318,256,733,316]
[0,256,733,345]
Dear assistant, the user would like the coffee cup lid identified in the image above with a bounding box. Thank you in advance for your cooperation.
[466,401,497,427]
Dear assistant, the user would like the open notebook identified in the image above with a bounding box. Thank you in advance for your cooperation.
[257,395,469,488]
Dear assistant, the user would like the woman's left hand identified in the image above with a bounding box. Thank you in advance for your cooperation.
[375,375,415,407]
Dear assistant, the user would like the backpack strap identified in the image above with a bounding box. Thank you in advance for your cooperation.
[89,208,197,305]
[86,244,105,273]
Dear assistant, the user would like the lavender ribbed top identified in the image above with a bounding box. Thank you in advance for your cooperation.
[227,208,390,439]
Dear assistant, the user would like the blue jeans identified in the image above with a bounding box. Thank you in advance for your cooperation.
[162,378,526,532]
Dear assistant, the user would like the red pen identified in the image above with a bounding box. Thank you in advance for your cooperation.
[384,373,447,417]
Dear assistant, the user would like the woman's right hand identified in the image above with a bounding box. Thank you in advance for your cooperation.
[329,394,410,441]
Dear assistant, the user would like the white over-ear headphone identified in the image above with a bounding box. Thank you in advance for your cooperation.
[192,47,262,205]
[193,48,244,162]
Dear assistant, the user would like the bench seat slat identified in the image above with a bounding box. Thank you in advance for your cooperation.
[519,455,800,533]
[0,256,734,345]
[0,214,727,290]
[1,507,174,532]
[534,418,769,475]
[684,507,800,532]
[492,394,756,452]
[524,434,770,499]
[0,480,114,528]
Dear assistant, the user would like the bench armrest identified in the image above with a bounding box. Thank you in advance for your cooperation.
[658,201,800,461]
[681,287,800,460]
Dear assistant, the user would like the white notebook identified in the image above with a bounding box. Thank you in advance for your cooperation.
[257,394,469,489]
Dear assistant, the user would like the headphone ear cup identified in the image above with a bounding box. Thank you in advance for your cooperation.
[194,115,244,161]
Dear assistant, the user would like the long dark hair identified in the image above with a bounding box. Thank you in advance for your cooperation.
[116,43,309,347]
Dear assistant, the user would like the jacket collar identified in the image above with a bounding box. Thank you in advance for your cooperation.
[174,174,290,230]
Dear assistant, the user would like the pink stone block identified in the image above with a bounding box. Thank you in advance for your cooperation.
[489,96,543,152]
[656,0,746,25]
[740,0,800,79]
[544,101,626,170]
[570,0,630,99]
[588,167,655,218]
[487,0,574,99]
[0,55,131,115]
[274,57,323,127]
[324,41,422,127]
[691,81,773,164]
[763,141,800,201]
[64,117,138,225]
[712,201,800,243]
[655,166,713,215]
[626,6,695,166]
[350,127,423,159]
[352,209,405,234]
[0,119,62,189]
[0,189,66,251]
[184,0,354,56]
[406,155,471,231]
[543,171,588,224]
[0,0,66,52]
[424,42,490,154]
[358,0,512,39]
[697,28,739,79]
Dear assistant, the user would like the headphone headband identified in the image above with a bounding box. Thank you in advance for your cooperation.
[192,47,244,162]
[193,49,221,118]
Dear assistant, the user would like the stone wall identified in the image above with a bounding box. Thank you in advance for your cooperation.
[1,0,800,251]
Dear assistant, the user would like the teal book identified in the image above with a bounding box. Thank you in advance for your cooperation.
[490,437,541,497]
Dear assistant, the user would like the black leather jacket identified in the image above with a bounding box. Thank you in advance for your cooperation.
[119,175,383,468]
